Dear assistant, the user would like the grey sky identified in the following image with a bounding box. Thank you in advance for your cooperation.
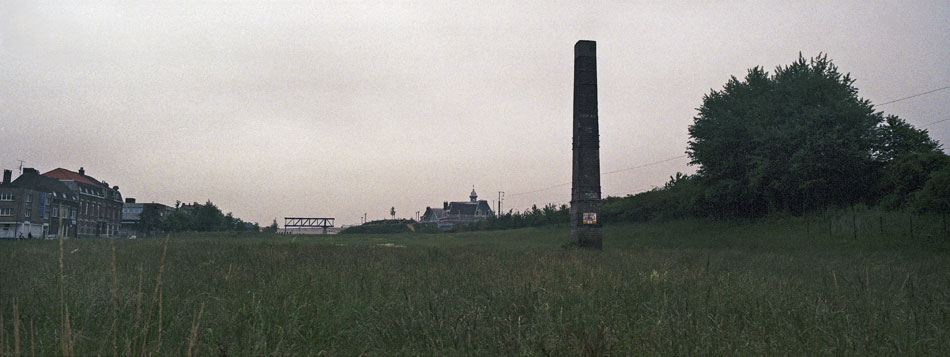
[2,1,948,226]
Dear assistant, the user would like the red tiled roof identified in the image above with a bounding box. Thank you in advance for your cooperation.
[43,168,101,186]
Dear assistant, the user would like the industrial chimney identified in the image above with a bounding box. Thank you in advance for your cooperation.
[570,40,603,249]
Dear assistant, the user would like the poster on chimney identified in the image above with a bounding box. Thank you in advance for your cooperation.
[582,212,597,225]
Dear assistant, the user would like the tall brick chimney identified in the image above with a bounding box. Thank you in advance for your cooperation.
[79,167,85,176]
[2,170,10,185]
[570,40,603,249]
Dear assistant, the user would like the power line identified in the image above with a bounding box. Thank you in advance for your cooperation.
[924,117,950,128]
[507,182,570,197]
[602,155,688,175]
[507,154,689,197]
[507,86,947,202]
[877,86,950,106]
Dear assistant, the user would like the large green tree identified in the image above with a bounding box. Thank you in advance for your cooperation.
[687,54,938,216]
[878,151,950,209]
[162,208,195,232]
[873,115,941,163]
[195,200,226,232]
[138,204,163,236]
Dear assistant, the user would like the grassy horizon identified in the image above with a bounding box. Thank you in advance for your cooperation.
[1,215,948,355]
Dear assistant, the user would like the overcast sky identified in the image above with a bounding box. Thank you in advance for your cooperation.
[2,1,948,226]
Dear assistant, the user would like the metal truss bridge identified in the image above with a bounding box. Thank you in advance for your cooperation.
[284,217,335,234]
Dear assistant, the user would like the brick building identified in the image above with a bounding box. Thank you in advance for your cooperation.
[43,167,123,237]
[0,169,80,239]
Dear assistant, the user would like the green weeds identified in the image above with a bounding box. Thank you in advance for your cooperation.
[0,216,948,354]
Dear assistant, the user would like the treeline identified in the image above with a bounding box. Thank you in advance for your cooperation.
[340,219,440,234]
[450,204,570,232]
[138,200,261,236]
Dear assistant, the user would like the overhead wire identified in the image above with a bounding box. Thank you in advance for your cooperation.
[507,154,689,197]
[874,86,950,128]
[876,85,949,106]
[507,86,948,203]
[924,117,950,128]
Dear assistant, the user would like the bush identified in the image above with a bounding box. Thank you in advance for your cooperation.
[341,220,438,234]
[913,166,950,213]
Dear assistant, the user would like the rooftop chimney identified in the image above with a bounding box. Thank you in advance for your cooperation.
[126,198,136,203]
[23,168,38,175]
[79,167,85,176]
[443,201,448,210]
[2,170,10,185]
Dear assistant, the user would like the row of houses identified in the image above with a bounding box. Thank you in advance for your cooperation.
[0,167,170,239]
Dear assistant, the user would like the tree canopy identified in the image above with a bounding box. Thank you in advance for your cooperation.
[687,53,943,217]
[160,200,260,233]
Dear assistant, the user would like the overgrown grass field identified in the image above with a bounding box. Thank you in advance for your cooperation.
[1,213,949,355]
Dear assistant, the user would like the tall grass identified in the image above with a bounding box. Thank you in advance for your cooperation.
[110,238,118,357]
[0,211,947,354]
[57,224,72,357]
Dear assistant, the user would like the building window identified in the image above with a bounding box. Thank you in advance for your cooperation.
[26,193,32,203]
[52,206,58,217]
[24,208,30,218]
[0,192,13,201]
[0,208,12,216]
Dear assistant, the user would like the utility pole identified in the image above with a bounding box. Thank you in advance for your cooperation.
[498,191,504,215]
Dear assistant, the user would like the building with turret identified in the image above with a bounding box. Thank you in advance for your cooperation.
[421,188,494,229]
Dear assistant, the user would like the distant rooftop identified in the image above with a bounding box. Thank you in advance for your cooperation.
[43,167,102,186]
